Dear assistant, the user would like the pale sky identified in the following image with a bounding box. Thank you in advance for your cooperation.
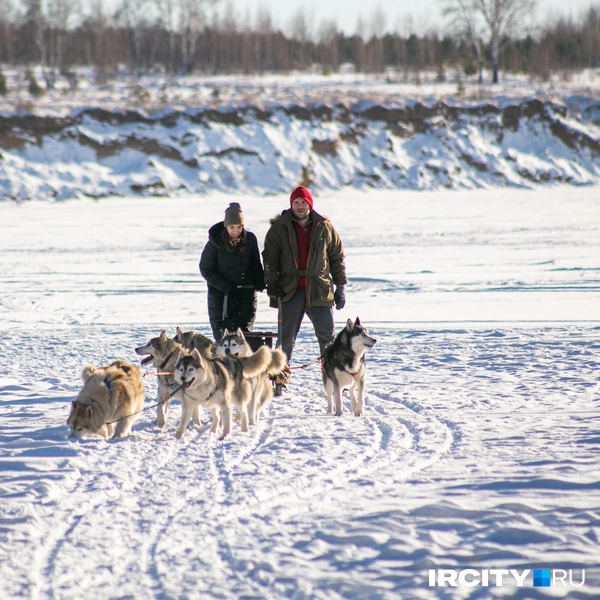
[219,0,600,35]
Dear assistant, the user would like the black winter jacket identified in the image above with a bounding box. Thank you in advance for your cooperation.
[200,223,265,296]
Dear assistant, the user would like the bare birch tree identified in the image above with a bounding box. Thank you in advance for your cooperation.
[178,0,218,74]
[442,0,484,82]
[116,0,150,73]
[256,6,274,72]
[45,0,79,87]
[155,0,177,72]
[86,0,110,79]
[289,7,314,69]
[441,0,537,83]
[23,0,45,66]
[353,16,366,72]
[318,19,339,72]
[367,5,386,72]
[0,0,14,62]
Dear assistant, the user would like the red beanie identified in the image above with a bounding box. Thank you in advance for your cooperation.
[290,186,313,209]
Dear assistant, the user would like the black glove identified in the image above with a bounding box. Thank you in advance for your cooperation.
[266,282,279,298]
[334,285,346,310]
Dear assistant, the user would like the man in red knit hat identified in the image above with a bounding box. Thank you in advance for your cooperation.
[262,186,347,361]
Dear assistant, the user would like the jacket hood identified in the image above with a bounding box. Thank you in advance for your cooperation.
[208,221,226,245]
[207,221,247,249]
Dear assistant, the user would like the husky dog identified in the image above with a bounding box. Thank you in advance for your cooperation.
[67,360,145,439]
[134,330,193,430]
[321,318,377,417]
[214,328,288,425]
[173,327,214,357]
[174,345,281,439]
[214,328,252,358]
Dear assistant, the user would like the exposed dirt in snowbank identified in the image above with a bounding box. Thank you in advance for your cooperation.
[1,97,599,200]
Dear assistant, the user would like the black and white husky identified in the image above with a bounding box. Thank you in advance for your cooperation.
[321,318,377,417]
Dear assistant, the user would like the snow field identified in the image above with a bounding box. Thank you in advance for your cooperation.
[0,188,599,598]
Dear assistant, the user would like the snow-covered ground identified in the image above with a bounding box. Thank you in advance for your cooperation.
[1,188,599,599]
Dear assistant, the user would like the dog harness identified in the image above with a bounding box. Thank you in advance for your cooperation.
[160,351,176,370]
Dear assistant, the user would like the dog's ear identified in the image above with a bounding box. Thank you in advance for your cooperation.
[176,326,184,338]
[159,330,168,342]
[81,365,96,382]
[236,327,244,338]
[355,317,361,326]
[346,318,354,330]
[191,348,203,363]
[224,329,232,336]
[120,363,132,375]
[85,405,94,418]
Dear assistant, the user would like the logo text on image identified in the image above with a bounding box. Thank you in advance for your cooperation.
[428,569,586,587]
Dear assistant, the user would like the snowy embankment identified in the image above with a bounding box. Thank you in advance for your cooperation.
[1,190,600,599]
[1,96,600,200]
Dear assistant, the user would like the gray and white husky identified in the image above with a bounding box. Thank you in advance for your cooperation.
[133,330,190,429]
[174,345,283,439]
[321,318,377,417]
[214,328,252,358]
[134,328,214,429]
[173,326,215,356]
[214,328,288,425]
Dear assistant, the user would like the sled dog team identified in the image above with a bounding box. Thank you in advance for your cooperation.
[67,319,377,440]
[66,185,380,440]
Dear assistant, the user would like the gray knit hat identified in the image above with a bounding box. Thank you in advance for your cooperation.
[223,202,244,227]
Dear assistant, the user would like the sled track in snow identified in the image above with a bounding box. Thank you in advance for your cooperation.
[368,388,463,456]
[97,387,456,598]
[35,420,201,600]
[189,389,454,526]
[22,381,456,599]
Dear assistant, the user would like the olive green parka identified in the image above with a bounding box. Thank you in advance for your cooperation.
[262,208,347,308]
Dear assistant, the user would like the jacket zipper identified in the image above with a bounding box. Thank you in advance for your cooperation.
[284,222,299,302]
[304,221,322,307]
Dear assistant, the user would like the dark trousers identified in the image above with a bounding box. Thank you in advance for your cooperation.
[208,289,257,341]
[281,290,335,361]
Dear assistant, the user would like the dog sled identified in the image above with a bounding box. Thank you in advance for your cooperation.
[222,292,288,396]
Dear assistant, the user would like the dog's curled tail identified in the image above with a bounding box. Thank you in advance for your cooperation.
[81,365,98,383]
[267,348,288,377]
[239,345,273,377]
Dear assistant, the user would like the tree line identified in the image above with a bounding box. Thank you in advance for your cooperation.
[0,0,599,89]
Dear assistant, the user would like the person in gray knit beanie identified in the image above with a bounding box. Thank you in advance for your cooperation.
[200,202,265,340]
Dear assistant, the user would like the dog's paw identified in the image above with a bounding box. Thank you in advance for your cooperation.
[354,410,363,417]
